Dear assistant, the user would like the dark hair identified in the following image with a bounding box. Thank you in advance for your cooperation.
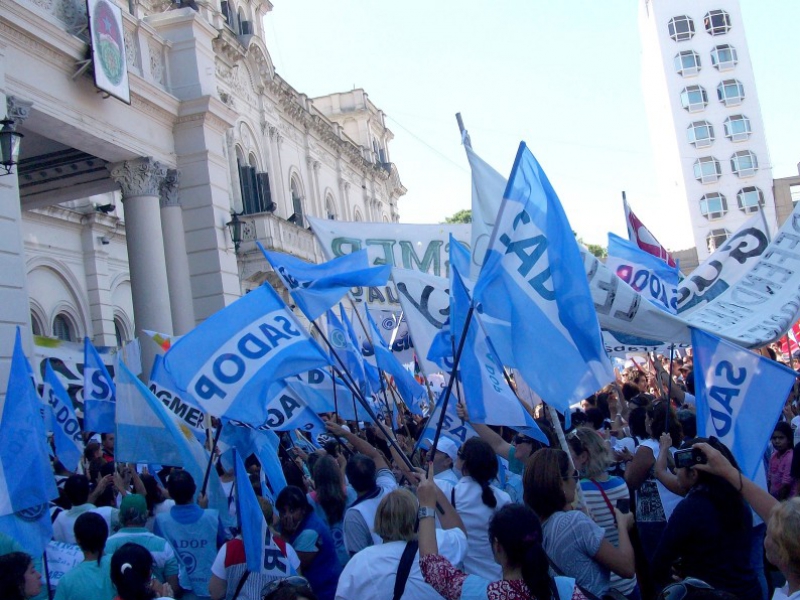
[101,433,113,443]
[524,448,570,520]
[594,392,611,420]
[628,407,648,440]
[345,453,377,494]
[166,470,196,505]
[647,403,681,447]
[685,370,695,395]
[140,474,165,515]
[281,455,308,494]
[459,438,498,508]
[263,580,319,600]
[774,421,794,443]
[74,511,108,563]
[64,474,90,506]
[110,543,156,600]
[93,461,117,508]
[83,442,101,462]
[0,552,32,600]
[88,457,106,485]
[489,505,553,600]
[677,409,697,440]
[312,456,347,525]
[584,408,605,430]
[622,382,640,401]
[275,485,311,515]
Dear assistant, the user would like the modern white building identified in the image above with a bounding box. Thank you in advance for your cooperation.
[639,0,776,261]
[0,0,404,397]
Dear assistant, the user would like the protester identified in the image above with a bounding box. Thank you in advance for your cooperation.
[624,403,682,564]
[105,494,180,592]
[650,437,761,598]
[425,436,460,489]
[54,512,115,600]
[525,448,635,599]
[765,498,800,600]
[275,485,342,600]
[154,470,226,599]
[52,474,119,543]
[325,421,397,556]
[102,433,116,463]
[209,496,300,600]
[568,427,639,599]
[140,473,175,531]
[449,437,512,580]
[769,422,795,500]
[307,454,355,567]
[335,487,467,599]
[263,577,318,600]
[0,553,43,600]
[110,542,174,600]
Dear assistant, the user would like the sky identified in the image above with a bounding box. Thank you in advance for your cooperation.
[263,1,800,250]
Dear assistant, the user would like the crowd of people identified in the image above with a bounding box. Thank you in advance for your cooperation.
[2,349,800,600]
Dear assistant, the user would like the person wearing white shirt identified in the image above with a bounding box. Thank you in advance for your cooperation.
[335,488,468,600]
[52,475,118,544]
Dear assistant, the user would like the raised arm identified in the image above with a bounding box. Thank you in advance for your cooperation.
[654,433,684,496]
[326,421,390,471]
[457,401,511,460]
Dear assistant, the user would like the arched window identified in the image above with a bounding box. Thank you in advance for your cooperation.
[30,311,43,337]
[325,194,337,220]
[53,314,74,342]
[289,177,305,227]
[114,318,128,347]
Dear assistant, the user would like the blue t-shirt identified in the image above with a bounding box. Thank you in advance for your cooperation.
[53,556,115,600]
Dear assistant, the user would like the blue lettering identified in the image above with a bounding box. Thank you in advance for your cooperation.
[714,361,746,385]
[90,370,111,400]
[238,333,272,359]
[213,353,245,384]
[274,315,300,336]
[195,375,225,401]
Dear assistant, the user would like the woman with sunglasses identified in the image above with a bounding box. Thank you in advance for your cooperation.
[568,427,640,600]
[650,438,761,599]
[524,448,635,599]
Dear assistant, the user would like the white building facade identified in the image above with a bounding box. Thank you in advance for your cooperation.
[0,0,404,396]
[639,0,776,261]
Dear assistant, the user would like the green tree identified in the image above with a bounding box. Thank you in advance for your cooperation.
[444,209,472,224]
[573,230,607,259]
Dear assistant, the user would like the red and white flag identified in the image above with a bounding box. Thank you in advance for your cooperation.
[623,196,677,268]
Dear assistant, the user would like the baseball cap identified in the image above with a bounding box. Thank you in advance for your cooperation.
[119,493,148,524]
[425,437,459,463]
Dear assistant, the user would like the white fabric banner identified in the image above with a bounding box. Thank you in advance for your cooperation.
[45,540,83,587]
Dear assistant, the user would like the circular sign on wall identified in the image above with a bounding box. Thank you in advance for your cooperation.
[92,0,125,86]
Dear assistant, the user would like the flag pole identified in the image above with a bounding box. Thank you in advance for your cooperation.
[429,304,475,462]
[200,419,223,498]
[455,113,471,149]
[330,366,339,422]
[309,320,415,471]
[42,551,54,600]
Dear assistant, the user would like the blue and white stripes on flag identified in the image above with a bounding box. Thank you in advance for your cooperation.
[83,337,116,433]
[43,360,83,472]
[607,233,679,314]
[326,307,368,396]
[466,144,508,279]
[115,361,231,523]
[258,243,391,322]
[221,423,287,503]
[363,306,426,415]
[0,329,58,556]
[473,143,614,414]
[233,451,292,578]
[163,283,333,426]
[691,327,797,480]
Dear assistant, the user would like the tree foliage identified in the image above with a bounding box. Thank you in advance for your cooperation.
[444,209,472,224]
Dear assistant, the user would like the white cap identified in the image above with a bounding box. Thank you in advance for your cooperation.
[425,437,459,463]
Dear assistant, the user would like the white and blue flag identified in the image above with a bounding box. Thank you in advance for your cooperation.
[473,143,613,414]
[43,360,83,472]
[234,451,292,578]
[163,283,333,426]
[221,423,287,503]
[607,232,680,314]
[259,244,391,322]
[83,337,116,433]
[326,306,369,396]
[691,327,797,480]
[262,381,330,448]
[149,355,208,444]
[0,329,58,556]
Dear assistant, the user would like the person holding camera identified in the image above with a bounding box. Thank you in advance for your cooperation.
[650,437,761,599]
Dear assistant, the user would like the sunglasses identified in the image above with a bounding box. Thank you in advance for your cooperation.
[263,576,313,598]
[658,578,713,600]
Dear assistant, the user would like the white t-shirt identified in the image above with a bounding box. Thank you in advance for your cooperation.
[452,476,511,581]
[52,504,117,544]
[792,415,800,447]
[772,583,800,600]
[335,528,467,600]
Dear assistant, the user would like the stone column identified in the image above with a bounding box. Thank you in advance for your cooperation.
[80,213,117,346]
[159,169,196,335]
[108,157,173,377]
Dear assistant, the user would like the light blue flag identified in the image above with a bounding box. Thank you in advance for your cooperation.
[115,361,231,524]
[691,327,797,480]
[450,266,548,444]
[149,355,208,444]
[0,329,58,556]
[419,389,478,448]
[233,451,292,578]
[607,232,680,314]
[260,380,330,448]
[363,306,426,415]
[258,243,392,322]
[83,337,116,433]
[326,307,368,396]
[163,283,333,426]
[449,234,471,280]
[221,423,287,503]
[43,360,83,472]
[473,143,614,414]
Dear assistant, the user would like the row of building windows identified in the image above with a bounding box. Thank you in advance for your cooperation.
[675,45,738,76]
[31,312,129,346]
[690,146,759,179]
[683,112,752,143]
[669,10,731,43]
[680,80,745,111]
[698,187,765,221]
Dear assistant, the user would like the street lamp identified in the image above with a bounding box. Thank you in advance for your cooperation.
[0,119,23,176]
[226,212,243,253]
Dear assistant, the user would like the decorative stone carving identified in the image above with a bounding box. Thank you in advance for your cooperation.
[124,28,139,71]
[149,42,164,85]
[159,169,180,208]
[58,0,89,36]
[108,157,168,197]
[6,96,33,126]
